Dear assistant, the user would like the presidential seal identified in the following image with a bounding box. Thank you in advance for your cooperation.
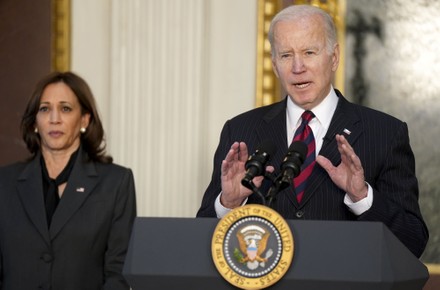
[212,204,294,289]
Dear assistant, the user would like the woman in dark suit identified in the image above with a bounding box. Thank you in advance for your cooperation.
[0,72,136,290]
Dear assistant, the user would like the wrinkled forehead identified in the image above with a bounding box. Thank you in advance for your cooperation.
[272,17,327,49]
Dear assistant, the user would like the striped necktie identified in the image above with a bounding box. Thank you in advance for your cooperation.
[292,110,316,203]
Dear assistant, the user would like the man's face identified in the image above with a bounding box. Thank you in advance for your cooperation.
[271,14,339,110]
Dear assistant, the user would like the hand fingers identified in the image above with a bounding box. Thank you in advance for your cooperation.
[336,135,363,171]
[224,142,240,163]
[252,175,265,187]
[336,135,355,160]
[265,165,275,173]
[223,142,249,163]
[238,142,249,162]
[316,155,334,174]
[222,142,249,177]
[221,159,229,177]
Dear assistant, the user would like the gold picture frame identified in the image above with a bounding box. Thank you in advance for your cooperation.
[51,0,71,72]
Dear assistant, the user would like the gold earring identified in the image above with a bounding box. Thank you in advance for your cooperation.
[80,127,86,133]
[34,128,38,133]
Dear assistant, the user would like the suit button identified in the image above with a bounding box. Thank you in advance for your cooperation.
[296,210,304,218]
[41,253,53,263]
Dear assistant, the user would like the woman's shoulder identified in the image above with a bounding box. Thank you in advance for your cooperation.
[0,161,29,173]
[0,161,30,182]
[93,161,133,176]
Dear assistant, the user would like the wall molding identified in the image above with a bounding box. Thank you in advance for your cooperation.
[52,0,71,71]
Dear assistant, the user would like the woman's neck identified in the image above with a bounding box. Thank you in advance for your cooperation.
[41,147,79,179]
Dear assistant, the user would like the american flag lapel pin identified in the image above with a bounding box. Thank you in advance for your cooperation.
[343,128,351,135]
[76,187,85,192]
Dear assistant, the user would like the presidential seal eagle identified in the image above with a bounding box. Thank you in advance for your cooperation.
[236,226,271,270]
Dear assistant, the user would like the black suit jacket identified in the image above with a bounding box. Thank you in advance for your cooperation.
[197,90,428,258]
[0,149,136,290]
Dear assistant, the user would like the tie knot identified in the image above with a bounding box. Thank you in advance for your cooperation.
[301,110,315,124]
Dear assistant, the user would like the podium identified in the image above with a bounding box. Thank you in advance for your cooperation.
[123,217,429,290]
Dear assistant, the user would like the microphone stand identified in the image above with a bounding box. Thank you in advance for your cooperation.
[244,140,306,208]
[265,173,293,208]
[244,180,267,206]
[242,171,280,207]
[265,186,279,208]
[264,172,283,208]
[243,171,294,208]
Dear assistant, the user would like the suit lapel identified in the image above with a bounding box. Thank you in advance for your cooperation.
[16,154,51,245]
[300,92,363,206]
[255,99,299,207]
[49,149,99,240]
[256,98,289,161]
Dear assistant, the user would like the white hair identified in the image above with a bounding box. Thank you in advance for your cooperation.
[268,5,337,55]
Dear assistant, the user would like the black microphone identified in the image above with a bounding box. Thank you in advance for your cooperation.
[277,141,308,190]
[241,140,277,190]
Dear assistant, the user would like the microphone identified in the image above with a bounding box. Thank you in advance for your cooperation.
[241,140,277,190]
[277,141,308,190]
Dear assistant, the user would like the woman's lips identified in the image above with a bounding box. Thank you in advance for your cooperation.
[49,131,63,137]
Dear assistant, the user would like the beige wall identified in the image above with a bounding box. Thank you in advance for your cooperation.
[71,0,258,218]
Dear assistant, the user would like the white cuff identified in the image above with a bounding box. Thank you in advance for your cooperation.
[344,183,373,216]
[214,192,248,218]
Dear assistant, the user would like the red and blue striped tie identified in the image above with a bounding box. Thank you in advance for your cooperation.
[293,110,315,203]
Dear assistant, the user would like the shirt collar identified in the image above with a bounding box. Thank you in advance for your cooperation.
[286,86,338,131]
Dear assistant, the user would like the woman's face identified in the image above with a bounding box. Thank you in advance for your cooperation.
[35,82,90,157]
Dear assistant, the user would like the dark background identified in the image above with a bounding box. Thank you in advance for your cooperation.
[0,0,51,165]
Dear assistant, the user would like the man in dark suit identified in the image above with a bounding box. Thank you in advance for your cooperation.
[196,5,428,258]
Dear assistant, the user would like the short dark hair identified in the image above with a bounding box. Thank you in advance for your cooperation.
[21,71,113,163]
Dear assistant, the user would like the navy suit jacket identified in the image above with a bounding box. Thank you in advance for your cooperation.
[197,90,428,258]
[0,149,136,290]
